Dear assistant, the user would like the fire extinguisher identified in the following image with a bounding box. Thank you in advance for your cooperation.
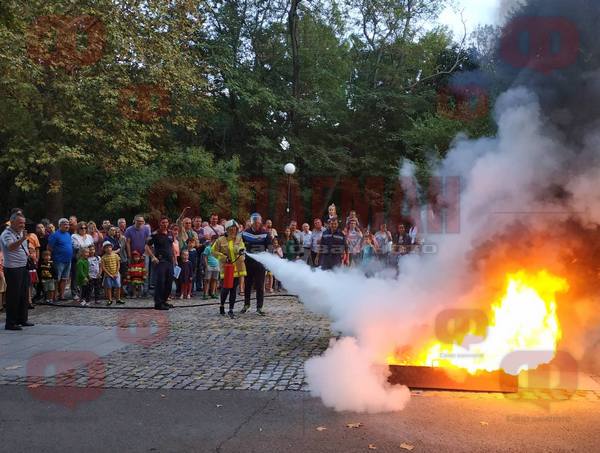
[222,249,245,289]
[223,262,235,289]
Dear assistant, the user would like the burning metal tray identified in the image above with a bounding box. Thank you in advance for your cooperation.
[388,365,518,393]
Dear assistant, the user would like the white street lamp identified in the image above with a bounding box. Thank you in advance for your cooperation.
[284,162,296,175]
[284,162,296,223]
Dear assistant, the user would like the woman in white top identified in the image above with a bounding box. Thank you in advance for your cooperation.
[71,222,94,251]
[71,221,94,299]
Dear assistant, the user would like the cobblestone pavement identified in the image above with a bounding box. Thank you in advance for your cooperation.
[1,294,600,403]
[0,294,332,391]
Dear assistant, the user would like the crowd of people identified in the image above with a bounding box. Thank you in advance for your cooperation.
[0,204,423,329]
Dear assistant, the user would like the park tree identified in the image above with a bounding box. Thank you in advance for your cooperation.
[0,0,495,224]
[0,0,210,219]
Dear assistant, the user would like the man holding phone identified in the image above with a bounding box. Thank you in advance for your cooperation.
[0,212,34,330]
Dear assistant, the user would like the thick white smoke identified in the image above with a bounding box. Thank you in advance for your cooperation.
[249,87,600,412]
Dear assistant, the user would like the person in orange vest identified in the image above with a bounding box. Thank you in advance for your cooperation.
[211,220,246,318]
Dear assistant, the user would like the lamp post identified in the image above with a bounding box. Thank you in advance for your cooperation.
[284,162,296,225]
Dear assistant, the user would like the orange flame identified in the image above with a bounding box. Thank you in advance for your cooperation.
[388,270,569,374]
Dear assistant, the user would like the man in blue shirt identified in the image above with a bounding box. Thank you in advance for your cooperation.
[125,215,152,295]
[48,218,73,301]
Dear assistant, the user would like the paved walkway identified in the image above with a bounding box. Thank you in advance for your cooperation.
[1,295,600,402]
[0,295,332,391]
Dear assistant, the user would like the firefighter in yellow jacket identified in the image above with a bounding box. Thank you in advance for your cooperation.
[211,220,246,318]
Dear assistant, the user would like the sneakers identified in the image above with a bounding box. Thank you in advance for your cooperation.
[210,293,218,300]
[106,300,113,306]
[228,311,235,319]
[116,300,125,305]
[202,294,208,300]
[240,305,250,314]
[80,300,88,306]
[256,309,266,316]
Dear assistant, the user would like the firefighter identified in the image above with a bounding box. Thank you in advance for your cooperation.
[317,216,346,270]
[211,220,246,318]
[241,213,271,315]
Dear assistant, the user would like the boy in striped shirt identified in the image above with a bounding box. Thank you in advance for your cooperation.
[100,241,122,306]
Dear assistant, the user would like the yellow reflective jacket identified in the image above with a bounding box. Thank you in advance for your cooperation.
[211,235,247,278]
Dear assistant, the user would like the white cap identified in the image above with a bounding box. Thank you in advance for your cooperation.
[224,220,239,230]
[102,241,112,248]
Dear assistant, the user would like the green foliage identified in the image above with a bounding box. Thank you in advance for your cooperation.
[0,0,498,222]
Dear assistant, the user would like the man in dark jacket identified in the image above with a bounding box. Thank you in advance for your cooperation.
[318,216,346,270]
[240,213,271,315]
[145,216,176,310]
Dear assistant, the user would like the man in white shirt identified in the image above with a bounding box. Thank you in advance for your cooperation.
[205,213,225,239]
[300,223,312,264]
[0,213,34,330]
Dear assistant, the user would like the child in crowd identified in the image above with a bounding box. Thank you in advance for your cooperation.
[265,237,283,293]
[186,238,199,295]
[0,250,5,312]
[361,235,375,277]
[87,245,102,304]
[179,249,194,299]
[345,209,359,227]
[27,244,38,309]
[100,241,122,306]
[76,248,91,306]
[202,234,219,300]
[127,251,146,298]
[116,229,129,298]
[38,250,56,303]
[194,236,205,294]
[171,225,181,261]
[328,203,337,221]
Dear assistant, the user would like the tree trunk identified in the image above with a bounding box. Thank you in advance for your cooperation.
[288,0,301,128]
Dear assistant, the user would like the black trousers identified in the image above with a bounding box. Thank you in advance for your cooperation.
[244,260,265,309]
[70,256,78,296]
[89,277,103,302]
[80,283,91,302]
[220,277,239,311]
[4,266,29,327]
[154,261,173,307]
